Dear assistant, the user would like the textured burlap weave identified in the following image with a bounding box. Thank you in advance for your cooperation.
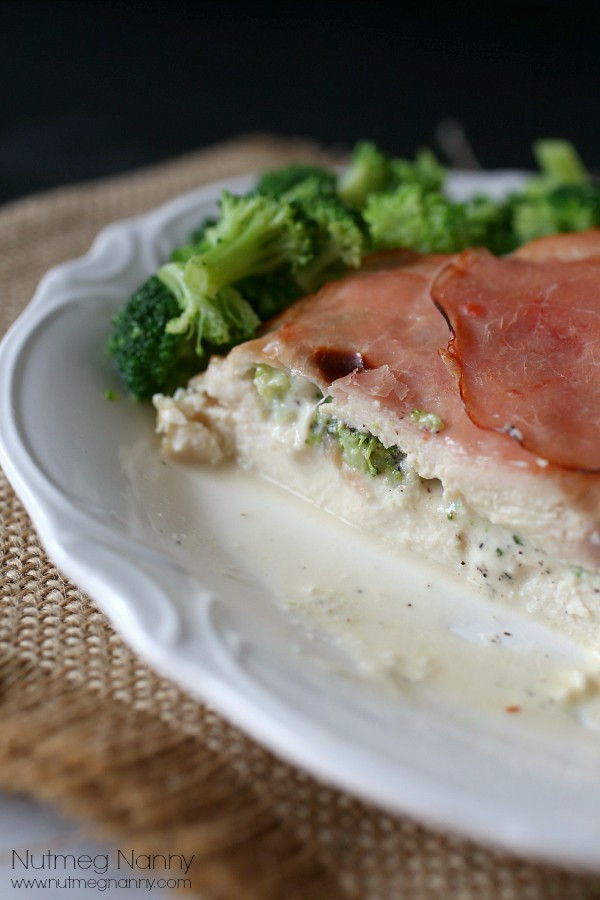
[2,134,600,899]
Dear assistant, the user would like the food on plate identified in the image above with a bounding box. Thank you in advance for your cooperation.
[110,138,600,641]
[154,228,600,642]
[108,139,600,399]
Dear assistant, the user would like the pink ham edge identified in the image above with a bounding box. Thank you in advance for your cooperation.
[514,228,600,264]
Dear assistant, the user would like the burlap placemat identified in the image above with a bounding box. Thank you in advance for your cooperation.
[2,134,600,899]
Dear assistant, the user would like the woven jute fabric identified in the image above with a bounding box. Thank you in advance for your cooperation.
[2,134,600,900]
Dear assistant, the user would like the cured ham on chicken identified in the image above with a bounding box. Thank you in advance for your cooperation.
[154,230,600,643]
[432,236,600,472]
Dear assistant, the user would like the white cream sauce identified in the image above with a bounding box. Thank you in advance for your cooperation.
[125,438,600,746]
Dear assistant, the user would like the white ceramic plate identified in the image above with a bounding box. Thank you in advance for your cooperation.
[3,171,600,871]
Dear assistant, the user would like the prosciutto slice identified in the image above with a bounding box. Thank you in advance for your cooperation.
[234,250,540,473]
[432,232,600,471]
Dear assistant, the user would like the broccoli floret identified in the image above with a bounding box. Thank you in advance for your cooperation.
[364,186,466,253]
[234,267,303,320]
[364,182,516,255]
[229,195,368,317]
[106,276,197,401]
[159,269,261,353]
[257,169,369,291]
[338,142,446,210]
[257,164,337,198]
[506,143,599,244]
[295,197,369,292]
[337,141,393,209]
[158,187,369,355]
[109,186,366,399]
[388,147,446,194]
[278,174,339,205]
[462,195,515,255]
[532,139,588,188]
[509,184,600,245]
[158,190,312,351]
[348,139,594,255]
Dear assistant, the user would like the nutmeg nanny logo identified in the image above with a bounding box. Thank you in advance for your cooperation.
[9,848,194,893]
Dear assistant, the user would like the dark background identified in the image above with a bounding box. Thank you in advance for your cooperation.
[2,0,599,205]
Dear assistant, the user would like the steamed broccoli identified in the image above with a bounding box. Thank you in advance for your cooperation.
[364,185,512,254]
[340,142,477,254]
[504,140,600,244]
[364,186,457,252]
[337,142,392,208]
[338,142,445,209]
[531,139,589,189]
[255,163,369,290]
[509,184,600,245]
[232,268,304,320]
[158,173,369,351]
[257,164,337,199]
[107,276,197,401]
[461,195,515,255]
[387,147,446,196]
[294,197,368,292]
[157,190,312,352]
[225,187,368,317]
[363,139,596,255]
[108,179,365,400]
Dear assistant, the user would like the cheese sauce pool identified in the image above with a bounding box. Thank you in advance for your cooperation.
[124,439,600,746]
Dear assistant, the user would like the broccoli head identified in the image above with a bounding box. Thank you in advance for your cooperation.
[338,142,446,210]
[337,141,393,209]
[106,276,198,401]
[295,196,369,291]
[364,186,469,253]
[233,268,304,321]
[256,163,337,199]
[364,183,515,256]
[532,139,589,189]
[509,183,600,245]
[388,147,446,194]
[505,139,598,244]
[157,190,312,348]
